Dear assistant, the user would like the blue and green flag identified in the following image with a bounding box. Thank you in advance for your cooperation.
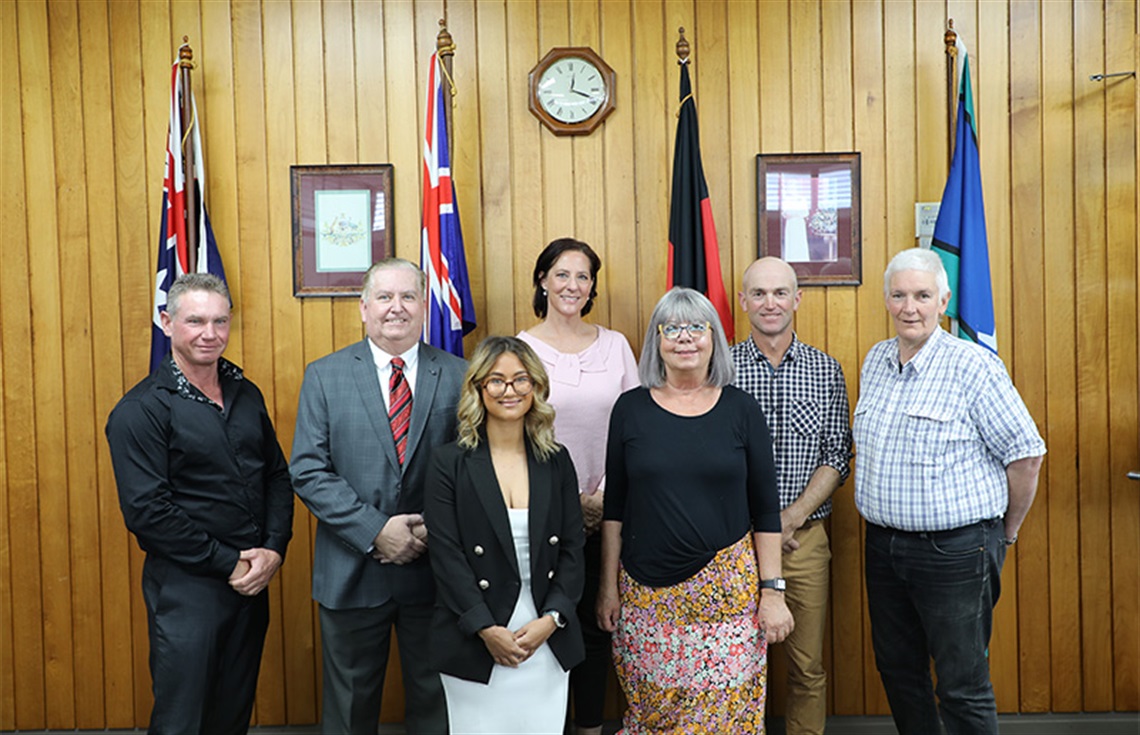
[932,37,997,354]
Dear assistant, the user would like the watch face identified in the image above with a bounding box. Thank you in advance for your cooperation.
[536,57,607,124]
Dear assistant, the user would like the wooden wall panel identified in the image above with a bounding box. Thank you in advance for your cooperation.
[1008,0,1051,713]
[77,0,137,725]
[819,0,862,717]
[507,1,543,331]
[262,1,319,723]
[2,2,39,729]
[850,0,890,715]
[19,0,75,726]
[1,0,1136,728]
[49,0,105,725]
[1105,3,1139,715]
[1073,0,1114,714]
[599,0,638,344]
[1039,0,1082,713]
[977,0,1022,712]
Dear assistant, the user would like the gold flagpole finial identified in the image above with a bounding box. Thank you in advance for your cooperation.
[944,19,957,58]
[179,36,195,69]
[437,18,455,58]
[676,27,690,66]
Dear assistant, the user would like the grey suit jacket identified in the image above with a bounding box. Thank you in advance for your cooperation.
[291,339,466,609]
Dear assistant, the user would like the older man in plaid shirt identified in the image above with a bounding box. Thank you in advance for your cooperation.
[731,257,853,735]
[854,248,1045,735]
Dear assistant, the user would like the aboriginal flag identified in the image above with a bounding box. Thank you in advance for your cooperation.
[667,60,733,341]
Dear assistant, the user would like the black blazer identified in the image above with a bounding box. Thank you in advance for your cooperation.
[424,439,586,684]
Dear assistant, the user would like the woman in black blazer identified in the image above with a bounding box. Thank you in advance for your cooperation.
[425,336,585,735]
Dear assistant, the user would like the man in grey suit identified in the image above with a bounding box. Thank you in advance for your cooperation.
[291,257,466,735]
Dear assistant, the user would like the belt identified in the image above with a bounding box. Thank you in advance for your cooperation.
[868,517,1001,535]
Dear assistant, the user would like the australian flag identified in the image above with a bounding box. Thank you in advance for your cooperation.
[932,36,997,354]
[421,52,476,357]
[150,54,227,373]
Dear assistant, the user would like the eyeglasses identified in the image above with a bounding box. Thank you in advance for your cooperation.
[482,375,534,397]
[658,322,711,341]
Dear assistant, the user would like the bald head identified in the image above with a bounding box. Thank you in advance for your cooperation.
[738,257,801,341]
[742,257,799,293]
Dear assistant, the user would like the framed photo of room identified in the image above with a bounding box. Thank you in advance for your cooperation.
[756,152,861,286]
[291,164,393,297]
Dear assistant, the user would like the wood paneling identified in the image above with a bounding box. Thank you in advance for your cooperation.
[1008,0,1049,712]
[1,0,1136,728]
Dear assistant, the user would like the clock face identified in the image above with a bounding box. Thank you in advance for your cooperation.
[536,57,607,124]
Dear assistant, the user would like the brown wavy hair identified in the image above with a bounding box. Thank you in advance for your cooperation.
[457,336,559,461]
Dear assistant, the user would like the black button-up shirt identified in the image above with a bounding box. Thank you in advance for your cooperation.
[105,355,293,578]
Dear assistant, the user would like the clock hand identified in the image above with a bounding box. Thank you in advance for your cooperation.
[571,89,592,98]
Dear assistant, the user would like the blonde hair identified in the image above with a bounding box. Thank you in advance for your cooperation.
[457,336,559,461]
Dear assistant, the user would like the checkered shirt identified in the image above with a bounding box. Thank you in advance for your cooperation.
[731,334,853,520]
[853,327,1047,532]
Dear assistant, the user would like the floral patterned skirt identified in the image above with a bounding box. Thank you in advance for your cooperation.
[613,534,767,734]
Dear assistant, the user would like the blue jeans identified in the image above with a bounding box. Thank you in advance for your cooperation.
[865,518,1007,735]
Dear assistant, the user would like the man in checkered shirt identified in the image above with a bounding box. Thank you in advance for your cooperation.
[731,257,852,735]
[854,248,1045,735]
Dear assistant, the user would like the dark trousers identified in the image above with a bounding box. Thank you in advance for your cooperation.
[142,555,269,735]
[865,518,1007,735]
[318,600,446,735]
[570,533,612,728]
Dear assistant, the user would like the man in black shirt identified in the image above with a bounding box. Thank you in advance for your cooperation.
[105,273,293,735]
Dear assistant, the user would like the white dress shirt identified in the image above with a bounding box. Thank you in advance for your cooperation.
[367,339,420,410]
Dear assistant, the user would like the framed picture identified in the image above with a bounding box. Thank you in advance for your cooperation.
[757,152,861,286]
[291,164,393,297]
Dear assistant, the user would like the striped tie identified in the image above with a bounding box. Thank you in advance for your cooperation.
[388,357,412,466]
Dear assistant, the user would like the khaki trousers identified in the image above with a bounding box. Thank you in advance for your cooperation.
[780,520,831,735]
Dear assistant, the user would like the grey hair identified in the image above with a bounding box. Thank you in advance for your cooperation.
[884,248,950,300]
[362,257,427,300]
[167,273,230,317]
[638,287,735,388]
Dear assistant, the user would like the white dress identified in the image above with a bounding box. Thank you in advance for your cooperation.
[440,508,569,734]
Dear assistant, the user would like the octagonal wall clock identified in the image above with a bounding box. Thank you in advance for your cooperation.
[528,47,616,136]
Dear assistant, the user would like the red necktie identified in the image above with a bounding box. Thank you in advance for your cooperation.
[388,357,412,466]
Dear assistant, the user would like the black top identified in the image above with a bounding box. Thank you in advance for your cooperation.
[425,439,585,683]
[105,355,294,578]
[603,386,780,587]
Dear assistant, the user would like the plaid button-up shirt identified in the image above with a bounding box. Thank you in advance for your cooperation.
[731,334,853,521]
[853,327,1046,532]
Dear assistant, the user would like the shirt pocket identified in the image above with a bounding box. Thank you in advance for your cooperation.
[904,404,971,466]
[788,400,822,438]
[852,391,882,436]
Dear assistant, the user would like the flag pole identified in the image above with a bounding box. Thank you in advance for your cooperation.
[943,20,958,335]
[179,38,198,273]
[437,19,456,164]
[944,20,958,168]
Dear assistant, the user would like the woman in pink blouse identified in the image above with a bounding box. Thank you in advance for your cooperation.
[519,238,639,735]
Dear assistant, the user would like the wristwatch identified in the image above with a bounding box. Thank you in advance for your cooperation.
[544,609,567,628]
[759,578,787,592]
[1002,535,1018,547]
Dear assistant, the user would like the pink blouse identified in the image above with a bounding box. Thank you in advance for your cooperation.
[518,326,640,495]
